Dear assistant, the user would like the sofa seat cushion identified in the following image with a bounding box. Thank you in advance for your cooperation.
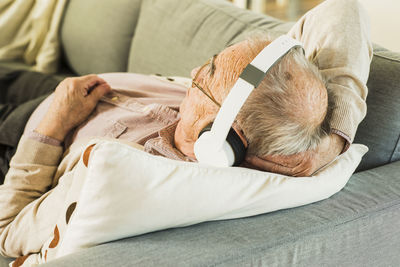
[41,161,400,267]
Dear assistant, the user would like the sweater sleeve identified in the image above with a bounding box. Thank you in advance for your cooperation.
[288,0,373,148]
[0,135,63,257]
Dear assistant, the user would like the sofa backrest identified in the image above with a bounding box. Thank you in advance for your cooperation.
[128,0,292,77]
[61,0,142,75]
[59,0,400,172]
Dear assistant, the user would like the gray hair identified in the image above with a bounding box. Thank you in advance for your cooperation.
[236,39,333,156]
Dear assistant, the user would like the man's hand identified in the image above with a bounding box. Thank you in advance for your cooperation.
[35,75,111,141]
[244,134,346,177]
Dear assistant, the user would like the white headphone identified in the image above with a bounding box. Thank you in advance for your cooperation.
[193,35,304,167]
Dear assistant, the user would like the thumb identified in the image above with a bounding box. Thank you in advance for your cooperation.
[87,83,111,102]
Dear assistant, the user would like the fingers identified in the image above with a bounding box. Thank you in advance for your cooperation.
[69,75,111,98]
[79,74,107,87]
[60,75,109,97]
[64,75,111,102]
[245,155,295,176]
[291,165,314,177]
[258,153,305,168]
[79,74,109,96]
[87,83,111,102]
[245,153,316,177]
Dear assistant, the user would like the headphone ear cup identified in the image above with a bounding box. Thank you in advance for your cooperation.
[197,123,246,166]
[198,123,213,138]
[225,128,246,166]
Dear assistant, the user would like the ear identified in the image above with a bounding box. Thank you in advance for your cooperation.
[232,123,248,149]
[190,66,201,79]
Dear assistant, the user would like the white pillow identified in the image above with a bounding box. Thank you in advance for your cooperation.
[57,140,368,257]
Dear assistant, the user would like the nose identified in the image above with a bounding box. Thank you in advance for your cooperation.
[191,66,201,79]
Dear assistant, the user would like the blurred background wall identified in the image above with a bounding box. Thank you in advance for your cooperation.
[229,0,399,52]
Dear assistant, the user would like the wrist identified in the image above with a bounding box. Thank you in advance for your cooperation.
[29,131,63,146]
[330,133,346,155]
[35,119,68,142]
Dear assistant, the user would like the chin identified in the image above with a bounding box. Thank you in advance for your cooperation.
[174,122,196,158]
[177,139,196,159]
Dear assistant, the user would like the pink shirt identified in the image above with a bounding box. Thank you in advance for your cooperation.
[24,73,195,161]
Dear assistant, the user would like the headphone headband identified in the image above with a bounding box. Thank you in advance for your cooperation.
[209,35,303,151]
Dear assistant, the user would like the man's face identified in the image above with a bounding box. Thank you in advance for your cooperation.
[174,57,220,158]
[174,40,256,158]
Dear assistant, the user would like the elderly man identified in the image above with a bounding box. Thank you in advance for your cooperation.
[0,0,371,264]
[29,37,335,176]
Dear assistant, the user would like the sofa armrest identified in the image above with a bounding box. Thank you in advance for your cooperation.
[354,44,400,171]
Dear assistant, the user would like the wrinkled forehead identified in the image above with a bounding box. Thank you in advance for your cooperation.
[215,38,271,73]
[194,38,269,91]
[201,40,249,70]
[218,39,252,61]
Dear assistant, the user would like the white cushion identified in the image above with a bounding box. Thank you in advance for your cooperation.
[58,140,368,257]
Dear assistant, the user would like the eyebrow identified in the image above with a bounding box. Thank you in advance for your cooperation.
[191,53,221,107]
[209,54,217,77]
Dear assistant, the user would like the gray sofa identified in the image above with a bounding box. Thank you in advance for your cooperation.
[1,0,399,266]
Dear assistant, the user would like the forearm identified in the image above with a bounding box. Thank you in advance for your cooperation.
[0,136,63,256]
[288,0,373,146]
[0,75,110,256]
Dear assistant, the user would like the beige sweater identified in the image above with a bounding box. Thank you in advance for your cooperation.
[0,0,372,265]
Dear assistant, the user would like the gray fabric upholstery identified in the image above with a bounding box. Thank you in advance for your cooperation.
[354,45,400,171]
[61,0,142,75]
[0,256,11,267]
[40,161,400,267]
[128,0,291,77]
